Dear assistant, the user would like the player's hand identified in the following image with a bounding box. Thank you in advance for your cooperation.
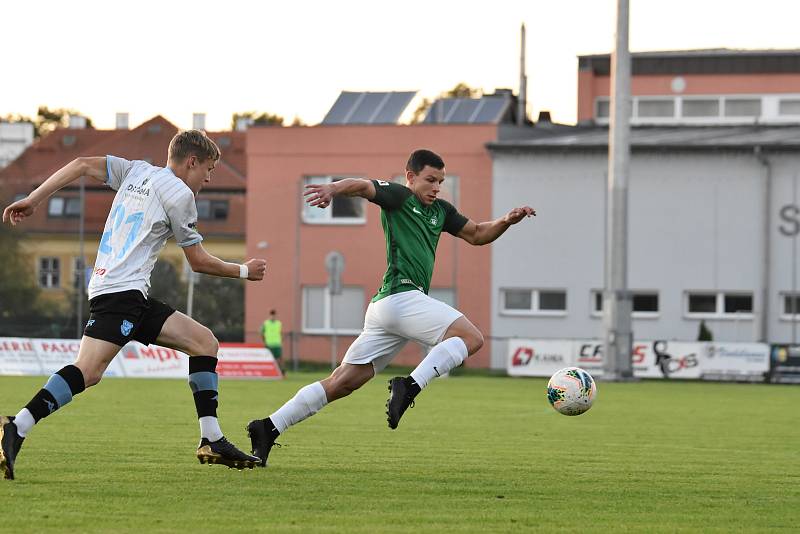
[303,183,335,209]
[2,196,37,226]
[244,258,267,281]
[504,206,535,225]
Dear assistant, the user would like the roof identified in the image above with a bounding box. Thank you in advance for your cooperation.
[488,124,800,151]
[579,48,800,76]
[322,91,417,125]
[0,116,246,192]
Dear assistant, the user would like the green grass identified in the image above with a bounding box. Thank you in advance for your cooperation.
[1,373,798,533]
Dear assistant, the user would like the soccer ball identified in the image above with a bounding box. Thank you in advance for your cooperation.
[547,367,597,416]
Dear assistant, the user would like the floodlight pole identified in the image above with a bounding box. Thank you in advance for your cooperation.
[603,0,634,380]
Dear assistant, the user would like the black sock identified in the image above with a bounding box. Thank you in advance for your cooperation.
[188,356,219,418]
[263,417,281,441]
[24,365,85,422]
[404,376,421,398]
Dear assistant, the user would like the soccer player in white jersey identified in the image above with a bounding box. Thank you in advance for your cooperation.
[246,149,534,467]
[0,130,265,480]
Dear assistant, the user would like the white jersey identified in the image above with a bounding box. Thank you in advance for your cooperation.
[87,155,203,300]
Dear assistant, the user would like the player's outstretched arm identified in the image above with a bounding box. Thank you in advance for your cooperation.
[183,243,267,281]
[456,206,535,246]
[303,178,376,209]
[2,157,108,226]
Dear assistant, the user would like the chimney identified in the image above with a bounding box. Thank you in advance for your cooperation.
[235,117,252,131]
[518,23,527,126]
[68,115,87,129]
[193,113,206,130]
[116,112,129,130]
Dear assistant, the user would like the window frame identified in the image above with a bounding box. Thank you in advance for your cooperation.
[590,290,660,319]
[301,285,365,335]
[684,291,754,319]
[38,256,61,289]
[47,196,80,218]
[302,176,367,226]
[780,292,800,321]
[500,288,567,317]
[196,198,230,221]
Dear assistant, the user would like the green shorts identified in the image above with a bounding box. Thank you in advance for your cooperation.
[268,345,282,359]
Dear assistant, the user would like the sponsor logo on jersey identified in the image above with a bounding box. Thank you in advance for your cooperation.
[430,216,438,225]
[126,183,151,196]
[188,221,197,229]
[120,319,134,336]
[377,180,390,186]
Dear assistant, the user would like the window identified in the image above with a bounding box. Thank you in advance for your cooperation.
[39,257,60,288]
[682,99,719,117]
[72,257,88,289]
[501,289,566,315]
[724,99,761,117]
[302,176,366,224]
[686,291,754,318]
[596,99,610,118]
[591,290,660,317]
[47,196,80,218]
[429,288,456,307]
[638,99,675,118]
[782,293,800,320]
[779,99,800,116]
[302,286,365,333]
[196,199,229,220]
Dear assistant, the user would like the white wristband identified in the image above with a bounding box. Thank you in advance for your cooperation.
[239,264,249,279]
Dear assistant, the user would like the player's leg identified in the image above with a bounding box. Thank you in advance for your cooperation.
[386,292,483,429]
[152,308,259,469]
[247,306,407,467]
[2,291,145,480]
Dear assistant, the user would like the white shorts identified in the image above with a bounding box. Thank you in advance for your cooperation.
[343,290,463,373]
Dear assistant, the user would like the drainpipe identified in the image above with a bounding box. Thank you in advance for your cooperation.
[755,146,772,343]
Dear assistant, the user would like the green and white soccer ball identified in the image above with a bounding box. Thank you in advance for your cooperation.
[547,367,597,416]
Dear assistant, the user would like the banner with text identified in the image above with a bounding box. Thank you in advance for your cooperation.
[0,338,282,380]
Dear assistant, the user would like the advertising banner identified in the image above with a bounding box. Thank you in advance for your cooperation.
[507,339,572,377]
[770,344,800,383]
[0,338,282,380]
[702,343,769,381]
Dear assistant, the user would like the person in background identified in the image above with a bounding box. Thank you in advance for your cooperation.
[261,309,283,373]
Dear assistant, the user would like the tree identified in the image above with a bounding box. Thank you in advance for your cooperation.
[0,222,51,336]
[410,82,483,124]
[33,106,93,138]
[697,320,713,342]
[231,111,284,130]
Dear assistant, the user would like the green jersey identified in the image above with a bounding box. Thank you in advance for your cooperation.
[369,179,468,302]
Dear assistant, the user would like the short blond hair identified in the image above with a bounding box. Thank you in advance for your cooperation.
[168,129,220,163]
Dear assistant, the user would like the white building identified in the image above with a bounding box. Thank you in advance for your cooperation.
[0,122,34,169]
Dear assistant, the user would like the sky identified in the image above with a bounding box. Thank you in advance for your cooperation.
[2,0,800,131]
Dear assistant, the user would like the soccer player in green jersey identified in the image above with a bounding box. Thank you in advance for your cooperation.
[247,149,534,466]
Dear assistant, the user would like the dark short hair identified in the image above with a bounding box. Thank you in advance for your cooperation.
[270,309,276,315]
[168,129,220,163]
[406,149,444,174]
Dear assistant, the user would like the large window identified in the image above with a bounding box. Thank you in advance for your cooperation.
[39,257,60,288]
[302,286,365,333]
[501,289,566,316]
[724,99,761,117]
[686,291,753,318]
[47,196,80,218]
[638,99,675,118]
[196,199,229,220]
[591,290,659,317]
[682,99,719,117]
[302,176,366,224]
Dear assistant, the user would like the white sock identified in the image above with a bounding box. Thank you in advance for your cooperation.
[410,337,468,389]
[269,382,328,434]
[13,408,35,437]
[199,416,223,442]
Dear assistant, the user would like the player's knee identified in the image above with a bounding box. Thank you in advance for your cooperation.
[464,329,484,355]
[189,327,219,356]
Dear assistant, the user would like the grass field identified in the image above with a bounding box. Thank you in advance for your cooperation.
[1,372,798,533]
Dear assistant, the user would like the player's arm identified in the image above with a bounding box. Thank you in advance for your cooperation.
[182,242,266,281]
[304,178,376,208]
[456,206,536,246]
[2,156,107,225]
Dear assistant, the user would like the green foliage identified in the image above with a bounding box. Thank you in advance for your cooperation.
[0,374,798,531]
[0,223,50,335]
[697,320,713,341]
[231,111,284,129]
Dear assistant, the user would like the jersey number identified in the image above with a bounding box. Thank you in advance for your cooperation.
[99,205,144,259]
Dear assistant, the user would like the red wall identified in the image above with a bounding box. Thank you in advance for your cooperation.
[245,124,496,368]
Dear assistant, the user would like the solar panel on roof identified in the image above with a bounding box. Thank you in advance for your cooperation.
[322,91,416,125]
[423,96,512,124]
